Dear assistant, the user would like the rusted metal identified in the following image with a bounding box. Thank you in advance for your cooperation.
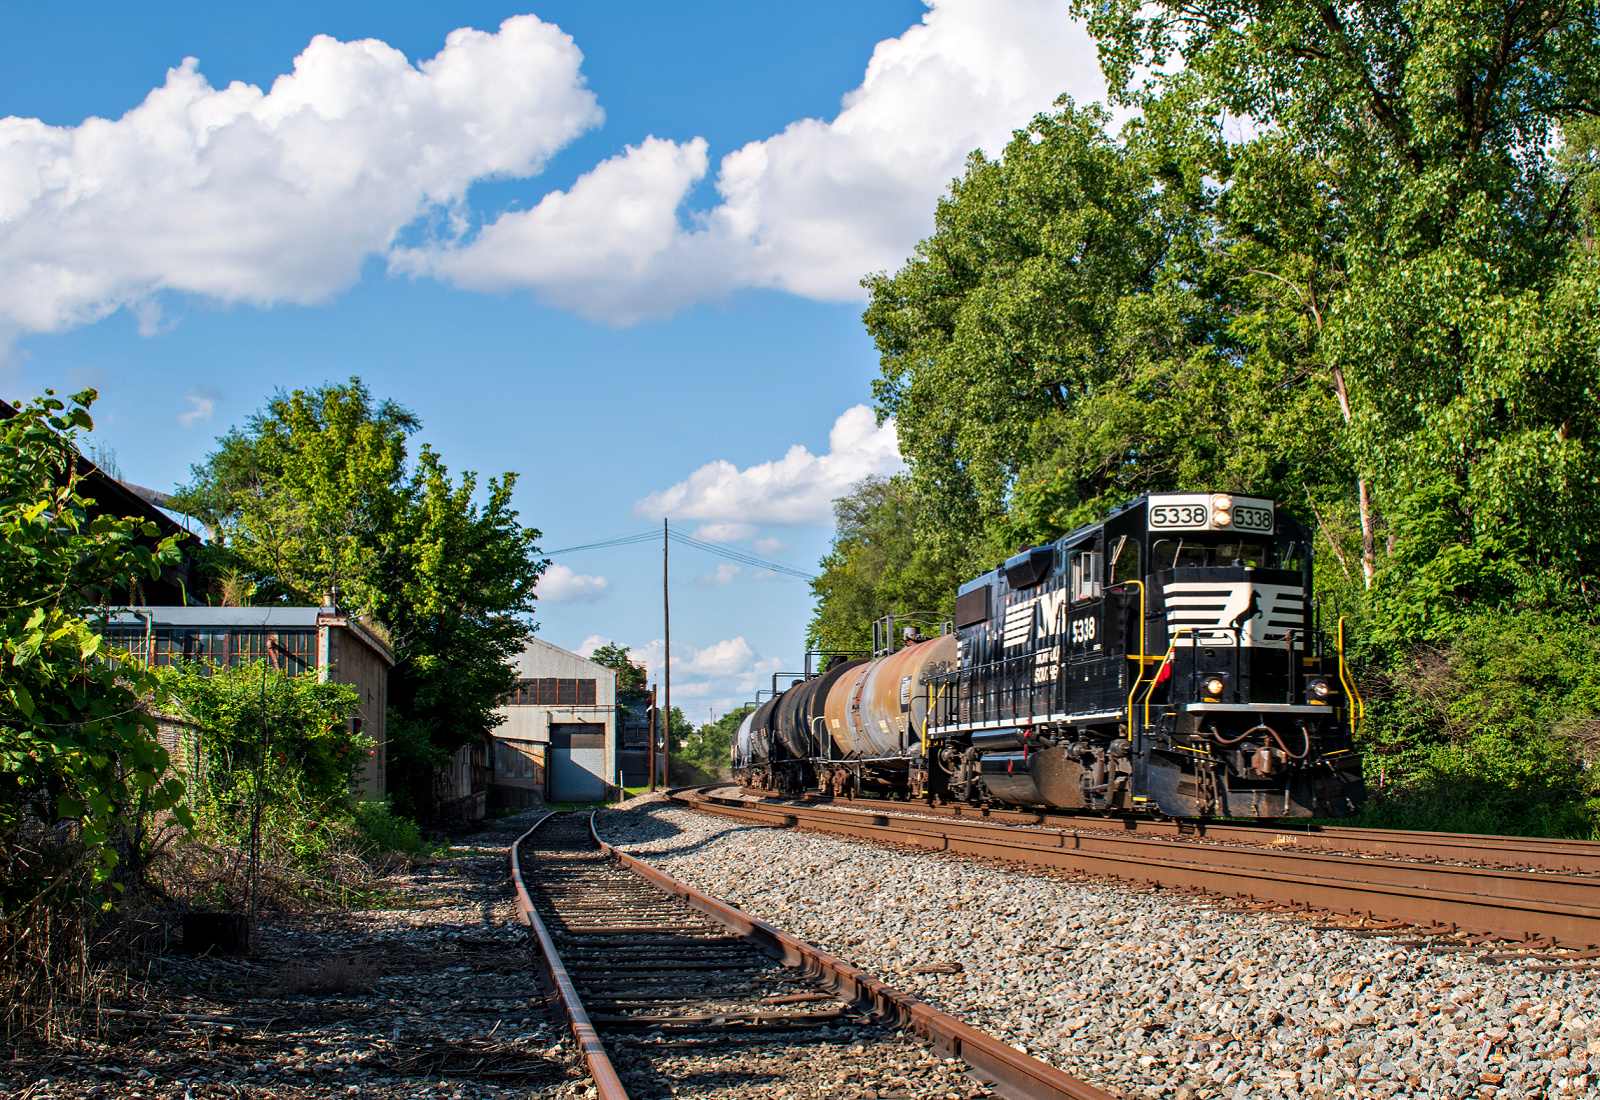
[763,788,1600,874]
[589,812,1115,1100]
[682,792,1600,947]
[509,815,630,1100]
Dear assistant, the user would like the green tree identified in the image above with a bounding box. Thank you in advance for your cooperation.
[376,448,544,818]
[1078,0,1600,633]
[176,380,546,820]
[171,378,417,608]
[589,643,648,694]
[807,476,964,652]
[677,706,751,780]
[865,96,1351,581]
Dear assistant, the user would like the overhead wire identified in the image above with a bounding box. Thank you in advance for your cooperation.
[542,522,816,581]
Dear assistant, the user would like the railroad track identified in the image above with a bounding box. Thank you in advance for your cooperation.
[738,787,1600,874]
[679,788,1600,951]
[509,811,1115,1100]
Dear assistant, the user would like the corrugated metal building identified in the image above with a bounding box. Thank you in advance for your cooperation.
[104,601,394,799]
[482,637,619,808]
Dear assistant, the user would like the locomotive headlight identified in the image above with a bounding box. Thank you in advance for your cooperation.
[1203,676,1226,698]
[1211,494,1234,526]
[1307,678,1334,702]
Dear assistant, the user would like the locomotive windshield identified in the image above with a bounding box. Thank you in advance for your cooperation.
[1150,538,1306,571]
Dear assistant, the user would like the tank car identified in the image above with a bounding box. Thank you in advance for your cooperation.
[734,491,1364,819]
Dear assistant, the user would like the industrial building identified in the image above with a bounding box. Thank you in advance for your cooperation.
[470,637,622,811]
[103,598,394,799]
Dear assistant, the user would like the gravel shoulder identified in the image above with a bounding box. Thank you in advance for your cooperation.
[2,811,589,1100]
[600,801,1600,1100]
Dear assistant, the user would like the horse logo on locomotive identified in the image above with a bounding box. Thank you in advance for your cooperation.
[733,491,1365,820]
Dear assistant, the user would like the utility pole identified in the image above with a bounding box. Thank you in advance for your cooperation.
[663,519,671,789]
[647,683,658,792]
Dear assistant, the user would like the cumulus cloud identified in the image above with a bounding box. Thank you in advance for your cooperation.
[403,0,1104,321]
[636,405,904,527]
[0,1,1105,336]
[0,15,600,338]
[693,523,757,542]
[178,384,222,427]
[752,537,791,554]
[539,563,611,603]
[695,563,741,588]
[625,635,786,721]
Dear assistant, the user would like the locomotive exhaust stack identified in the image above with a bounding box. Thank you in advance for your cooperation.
[733,490,1365,821]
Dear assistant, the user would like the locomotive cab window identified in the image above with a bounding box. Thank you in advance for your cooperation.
[1107,536,1140,584]
[1276,542,1306,571]
[1151,539,1267,570]
[1070,550,1101,601]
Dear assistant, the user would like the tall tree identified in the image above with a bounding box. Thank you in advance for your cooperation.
[1079,0,1600,638]
[177,381,545,818]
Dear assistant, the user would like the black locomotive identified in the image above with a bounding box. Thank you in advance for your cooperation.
[735,491,1364,819]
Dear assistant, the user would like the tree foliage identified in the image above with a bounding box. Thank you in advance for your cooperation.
[176,379,546,819]
[0,390,190,908]
[828,1,1600,834]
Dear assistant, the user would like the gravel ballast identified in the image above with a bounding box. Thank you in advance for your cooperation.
[600,802,1600,1100]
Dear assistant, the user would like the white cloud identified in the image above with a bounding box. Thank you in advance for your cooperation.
[695,563,741,588]
[636,405,904,526]
[576,634,611,658]
[623,635,786,721]
[178,384,222,427]
[539,563,611,603]
[404,0,1104,322]
[0,15,600,338]
[751,537,790,554]
[693,523,756,542]
[0,1,1106,336]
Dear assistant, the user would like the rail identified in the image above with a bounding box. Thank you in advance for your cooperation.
[509,814,630,1100]
[589,808,1115,1100]
[678,790,1600,947]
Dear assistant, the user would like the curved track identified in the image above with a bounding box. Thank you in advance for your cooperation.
[677,788,1600,949]
[510,809,1115,1100]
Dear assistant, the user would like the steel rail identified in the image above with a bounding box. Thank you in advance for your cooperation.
[588,811,1114,1100]
[510,814,630,1100]
[679,792,1600,947]
[748,788,1600,874]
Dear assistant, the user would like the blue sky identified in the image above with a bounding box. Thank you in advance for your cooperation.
[0,1,1104,722]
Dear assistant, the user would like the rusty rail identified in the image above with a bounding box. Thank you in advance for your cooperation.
[588,811,1114,1100]
[747,788,1600,874]
[680,791,1600,947]
[509,814,629,1100]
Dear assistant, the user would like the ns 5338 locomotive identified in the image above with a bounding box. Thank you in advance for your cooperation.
[733,492,1365,820]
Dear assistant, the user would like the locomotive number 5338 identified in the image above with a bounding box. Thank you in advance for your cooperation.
[1069,616,1097,645]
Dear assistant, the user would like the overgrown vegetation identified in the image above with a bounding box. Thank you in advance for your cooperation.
[171,378,547,820]
[0,390,188,1040]
[819,1,1600,836]
[674,706,751,782]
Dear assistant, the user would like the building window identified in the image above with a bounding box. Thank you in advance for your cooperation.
[508,678,597,706]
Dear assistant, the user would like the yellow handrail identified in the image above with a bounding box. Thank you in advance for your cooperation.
[1142,628,1201,731]
[1123,580,1147,740]
[1335,617,1365,732]
[922,680,951,760]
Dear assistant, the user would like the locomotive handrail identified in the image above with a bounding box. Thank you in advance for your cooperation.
[1121,580,1148,741]
[1335,617,1364,732]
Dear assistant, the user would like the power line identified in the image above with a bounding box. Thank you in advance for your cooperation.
[544,522,816,581]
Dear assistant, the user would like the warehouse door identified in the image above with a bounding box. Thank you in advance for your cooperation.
[550,723,607,801]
